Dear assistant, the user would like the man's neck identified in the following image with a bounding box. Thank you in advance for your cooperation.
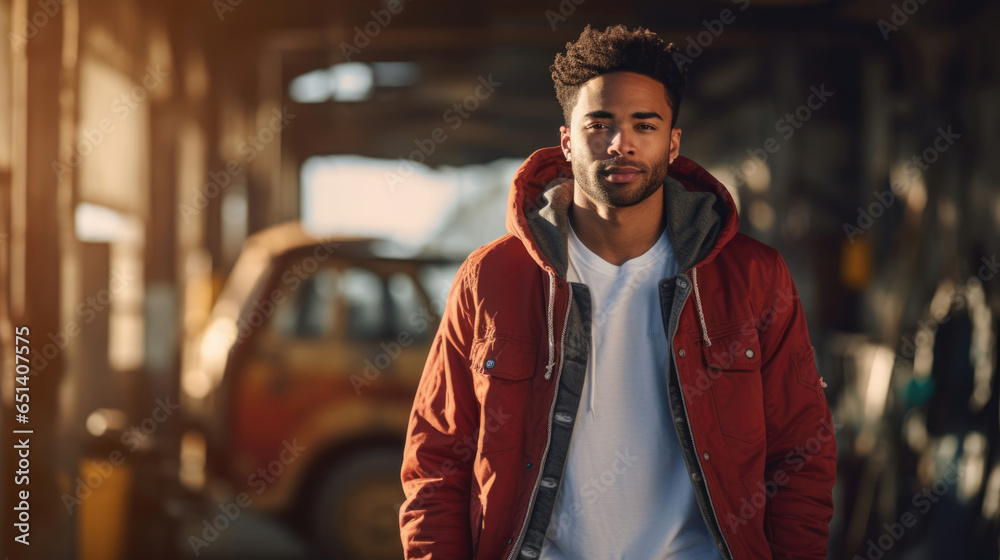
[568,184,667,267]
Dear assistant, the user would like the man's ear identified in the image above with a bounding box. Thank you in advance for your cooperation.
[559,125,572,161]
[669,128,682,164]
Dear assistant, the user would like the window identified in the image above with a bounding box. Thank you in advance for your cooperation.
[270,267,341,338]
[339,267,387,341]
[267,259,459,344]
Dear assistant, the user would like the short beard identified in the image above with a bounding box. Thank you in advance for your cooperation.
[572,153,670,209]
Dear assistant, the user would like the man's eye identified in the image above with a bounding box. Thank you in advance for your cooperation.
[638,124,656,130]
[587,123,609,130]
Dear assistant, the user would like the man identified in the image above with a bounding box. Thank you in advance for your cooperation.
[399,24,836,560]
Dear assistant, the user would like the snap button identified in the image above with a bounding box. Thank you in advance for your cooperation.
[554,412,574,424]
[522,548,538,558]
[676,279,687,288]
[485,358,496,369]
[692,472,702,482]
[678,348,686,358]
[703,451,710,460]
[744,349,754,359]
[526,462,532,469]
[541,477,558,488]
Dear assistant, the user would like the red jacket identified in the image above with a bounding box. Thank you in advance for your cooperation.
[400,146,836,560]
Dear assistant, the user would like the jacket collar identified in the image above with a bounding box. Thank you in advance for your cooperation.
[505,146,740,279]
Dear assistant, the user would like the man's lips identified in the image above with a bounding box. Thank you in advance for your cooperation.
[601,166,643,183]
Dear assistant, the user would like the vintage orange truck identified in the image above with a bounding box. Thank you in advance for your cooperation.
[182,222,459,559]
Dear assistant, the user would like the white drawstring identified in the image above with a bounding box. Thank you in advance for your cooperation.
[588,346,597,420]
[692,267,712,347]
[544,270,556,379]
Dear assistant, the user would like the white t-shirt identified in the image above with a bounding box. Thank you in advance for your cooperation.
[539,219,723,560]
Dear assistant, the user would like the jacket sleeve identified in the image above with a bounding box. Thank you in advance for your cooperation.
[399,257,480,559]
[757,252,837,559]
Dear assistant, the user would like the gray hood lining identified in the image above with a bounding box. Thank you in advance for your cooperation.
[524,175,726,279]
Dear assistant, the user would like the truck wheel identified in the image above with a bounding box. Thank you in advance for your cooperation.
[310,448,405,560]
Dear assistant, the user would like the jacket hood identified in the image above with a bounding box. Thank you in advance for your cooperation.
[505,145,740,279]
[505,146,741,408]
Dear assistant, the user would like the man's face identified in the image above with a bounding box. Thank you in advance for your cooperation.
[559,71,682,209]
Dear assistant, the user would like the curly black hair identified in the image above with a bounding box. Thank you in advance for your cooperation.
[550,24,688,128]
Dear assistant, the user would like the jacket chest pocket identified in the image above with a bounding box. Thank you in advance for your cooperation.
[469,333,539,455]
[703,329,765,444]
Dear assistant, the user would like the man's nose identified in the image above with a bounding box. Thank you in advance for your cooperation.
[607,128,636,156]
